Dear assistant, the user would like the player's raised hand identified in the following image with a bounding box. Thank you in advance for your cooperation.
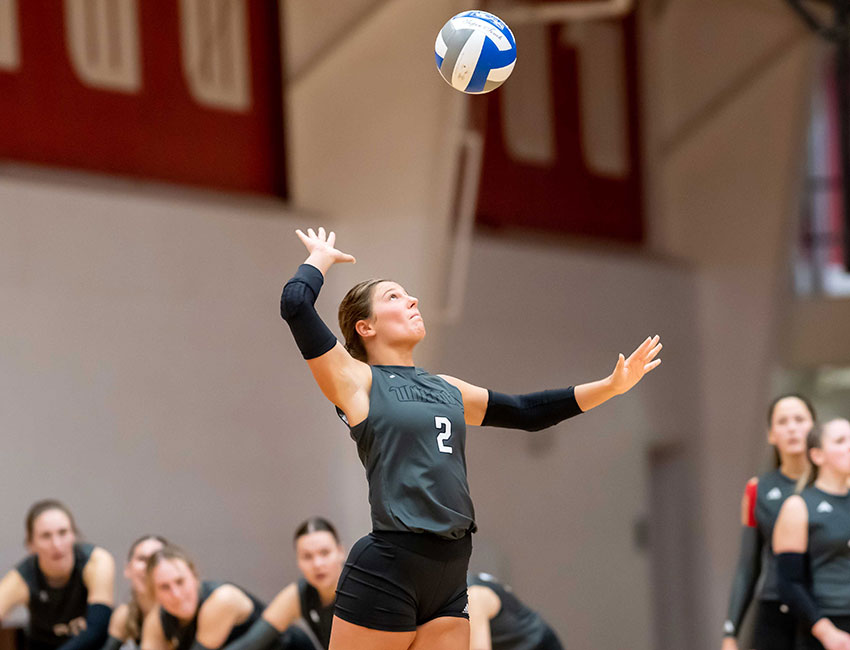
[296,227,356,274]
[608,335,662,395]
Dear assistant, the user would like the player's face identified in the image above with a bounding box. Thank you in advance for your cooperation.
[125,538,165,596]
[151,559,200,622]
[366,281,425,346]
[816,420,850,476]
[28,509,76,577]
[295,531,345,593]
[768,397,812,458]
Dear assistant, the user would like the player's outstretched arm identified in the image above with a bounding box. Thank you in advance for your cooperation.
[442,335,662,429]
[574,334,662,411]
[280,228,371,422]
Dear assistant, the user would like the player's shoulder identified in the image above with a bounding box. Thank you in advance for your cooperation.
[779,494,809,518]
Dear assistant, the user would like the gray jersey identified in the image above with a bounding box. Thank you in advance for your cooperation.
[346,365,475,539]
[469,573,553,650]
[754,470,798,601]
[800,486,850,616]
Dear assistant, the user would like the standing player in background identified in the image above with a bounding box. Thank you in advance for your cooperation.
[103,535,170,650]
[140,546,265,650]
[221,518,345,650]
[721,395,816,650]
[774,418,850,650]
[279,227,662,650]
[0,500,115,650]
[467,573,564,650]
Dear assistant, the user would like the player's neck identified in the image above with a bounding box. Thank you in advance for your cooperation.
[367,343,415,367]
[815,468,850,496]
[779,454,808,480]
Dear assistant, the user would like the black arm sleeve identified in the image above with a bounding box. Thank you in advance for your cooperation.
[723,526,763,637]
[100,636,123,650]
[280,264,337,360]
[481,387,582,431]
[56,604,112,650]
[217,620,281,650]
[776,552,823,629]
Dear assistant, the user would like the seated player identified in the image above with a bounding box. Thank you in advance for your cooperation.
[468,573,564,650]
[222,518,346,650]
[140,546,265,650]
[103,535,169,650]
[0,500,115,650]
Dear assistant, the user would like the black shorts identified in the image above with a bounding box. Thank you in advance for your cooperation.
[796,614,850,650]
[752,600,796,650]
[333,530,472,632]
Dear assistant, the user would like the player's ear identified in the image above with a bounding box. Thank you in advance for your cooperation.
[355,319,375,339]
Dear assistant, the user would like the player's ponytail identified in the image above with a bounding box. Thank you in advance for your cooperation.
[797,423,824,492]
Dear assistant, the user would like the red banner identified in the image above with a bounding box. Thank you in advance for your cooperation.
[476,13,643,242]
[0,0,285,196]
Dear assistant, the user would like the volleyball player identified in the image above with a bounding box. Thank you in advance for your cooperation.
[0,500,115,650]
[221,518,344,650]
[139,546,265,650]
[721,394,816,650]
[102,536,169,650]
[773,418,850,650]
[279,227,662,650]
[467,572,563,650]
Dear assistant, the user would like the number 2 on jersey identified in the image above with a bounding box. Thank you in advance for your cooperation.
[435,416,453,454]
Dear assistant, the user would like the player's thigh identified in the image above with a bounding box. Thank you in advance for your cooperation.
[408,616,469,650]
[328,615,415,650]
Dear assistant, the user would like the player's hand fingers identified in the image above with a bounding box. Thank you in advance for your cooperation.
[295,229,310,247]
[328,231,337,248]
[644,359,661,373]
[318,226,326,241]
[646,342,663,362]
[307,227,317,239]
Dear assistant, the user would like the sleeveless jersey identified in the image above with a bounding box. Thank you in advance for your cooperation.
[15,543,94,650]
[800,486,850,616]
[752,470,798,601]
[468,573,551,650]
[160,581,265,650]
[297,579,332,649]
[346,365,475,540]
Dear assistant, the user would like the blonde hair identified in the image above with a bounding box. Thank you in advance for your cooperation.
[798,422,826,492]
[145,545,198,589]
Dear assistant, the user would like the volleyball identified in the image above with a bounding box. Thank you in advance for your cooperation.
[434,10,517,94]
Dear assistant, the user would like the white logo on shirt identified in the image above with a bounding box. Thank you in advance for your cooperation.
[389,374,397,379]
[310,609,320,624]
[817,501,834,513]
[766,487,782,501]
[723,620,735,634]
[463,603,469,614]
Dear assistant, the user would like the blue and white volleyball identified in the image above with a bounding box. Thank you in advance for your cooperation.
[434,10,517,94]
